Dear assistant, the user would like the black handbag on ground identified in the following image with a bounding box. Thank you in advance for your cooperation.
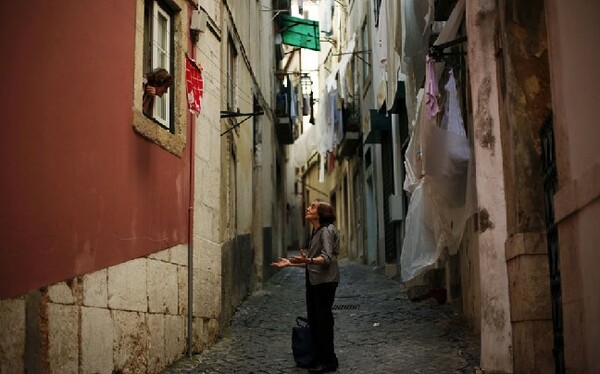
[292,316,316,368]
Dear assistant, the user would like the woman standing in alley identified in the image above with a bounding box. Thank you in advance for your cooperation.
[272,199,340,373]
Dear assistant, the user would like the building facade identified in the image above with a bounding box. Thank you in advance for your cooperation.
[288,0,600,373]
[0,0,287,373]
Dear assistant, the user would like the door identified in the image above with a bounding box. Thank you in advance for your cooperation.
[365,175,377,265]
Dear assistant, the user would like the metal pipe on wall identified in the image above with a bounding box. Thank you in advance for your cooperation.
[187,43,198,361]
[187,116,195,356]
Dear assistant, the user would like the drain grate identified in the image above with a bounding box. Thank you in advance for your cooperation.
[332,304,360,311]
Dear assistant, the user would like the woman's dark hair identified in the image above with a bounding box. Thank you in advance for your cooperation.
[146,68,172,87]
[316,200,336,225]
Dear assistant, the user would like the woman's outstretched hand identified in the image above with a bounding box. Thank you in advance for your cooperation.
[290,249,308,264]
[270,257,292,268]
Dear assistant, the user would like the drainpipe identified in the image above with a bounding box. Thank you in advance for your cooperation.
[187,35,198,361]
[187,113,195,358]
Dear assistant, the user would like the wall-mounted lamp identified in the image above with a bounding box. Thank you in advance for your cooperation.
[299,74,315,124]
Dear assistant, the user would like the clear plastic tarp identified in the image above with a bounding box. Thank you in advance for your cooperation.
[401,71,477,281]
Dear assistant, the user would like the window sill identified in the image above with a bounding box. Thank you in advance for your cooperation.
[132,109,186,157]
[132,0,189,158]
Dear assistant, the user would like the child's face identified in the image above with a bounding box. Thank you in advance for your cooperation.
[156,85,169,97]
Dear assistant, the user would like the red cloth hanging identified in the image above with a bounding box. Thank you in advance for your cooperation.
[186,55,203,115]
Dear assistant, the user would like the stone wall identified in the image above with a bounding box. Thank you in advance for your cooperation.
[220,234,254,326]
[0,244,209,374]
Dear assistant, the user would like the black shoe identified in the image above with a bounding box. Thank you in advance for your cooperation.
[308,363,337,373]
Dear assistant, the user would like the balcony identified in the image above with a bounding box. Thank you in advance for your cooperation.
[275,87,294,144]
[338,103,361,158]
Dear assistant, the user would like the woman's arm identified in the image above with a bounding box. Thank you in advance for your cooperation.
[270,257,306,268]
[316,228,337,265]
[290,249,327,266]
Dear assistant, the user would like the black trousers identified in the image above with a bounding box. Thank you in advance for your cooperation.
[306,280,338,365]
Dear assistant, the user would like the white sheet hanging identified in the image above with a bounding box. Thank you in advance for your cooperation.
[338,34,356,100]
[401,70,477,281]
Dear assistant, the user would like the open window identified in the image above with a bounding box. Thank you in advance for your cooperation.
[146,1,172,129]
[226,35,238,112]
[132,0,188,157]
[360,19,371,95]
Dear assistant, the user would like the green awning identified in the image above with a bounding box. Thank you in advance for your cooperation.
[276,14,320,51]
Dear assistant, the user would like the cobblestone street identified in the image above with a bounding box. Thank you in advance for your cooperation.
[163,259,480,374]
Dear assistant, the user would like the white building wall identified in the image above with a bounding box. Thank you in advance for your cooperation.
[192,0,224,343]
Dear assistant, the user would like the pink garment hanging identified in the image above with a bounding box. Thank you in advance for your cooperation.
[425,56,440,118]
[186,56,204,115]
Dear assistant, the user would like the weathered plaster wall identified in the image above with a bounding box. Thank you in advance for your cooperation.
[497,1,554,372]
[466,1,513,372]
[499,0,550,235]
[460,222,482,335]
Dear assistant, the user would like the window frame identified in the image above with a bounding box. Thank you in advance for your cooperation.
[360,19,371,93]
[226,35,238,111]
[151,3,173,129]
[132,0,187,157]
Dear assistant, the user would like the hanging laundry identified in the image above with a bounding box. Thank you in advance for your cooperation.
[334,93,344,146]
[425,55,440,118]
[377,0,388,67]
[328,151,335,172]
[328,87,337,151]
[440,70,467,137]
[186,56,204,115]
[320,0,334,36]
[289,76,298,120]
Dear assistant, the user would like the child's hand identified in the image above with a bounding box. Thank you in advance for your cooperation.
[145,85,157,96]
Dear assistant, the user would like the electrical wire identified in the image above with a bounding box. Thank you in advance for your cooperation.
[108,0,259,110]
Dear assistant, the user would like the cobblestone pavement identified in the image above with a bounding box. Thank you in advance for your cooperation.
[163,259,480,374]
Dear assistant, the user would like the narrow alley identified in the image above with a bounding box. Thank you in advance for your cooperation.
[2,1,600,373]
[163,259,479,374]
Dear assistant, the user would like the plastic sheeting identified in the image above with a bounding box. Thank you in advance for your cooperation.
[401,71,477,282]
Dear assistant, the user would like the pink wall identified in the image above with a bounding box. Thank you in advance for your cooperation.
[546,0,600,180]
[0,1,191,298]
[546,0,600,371]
